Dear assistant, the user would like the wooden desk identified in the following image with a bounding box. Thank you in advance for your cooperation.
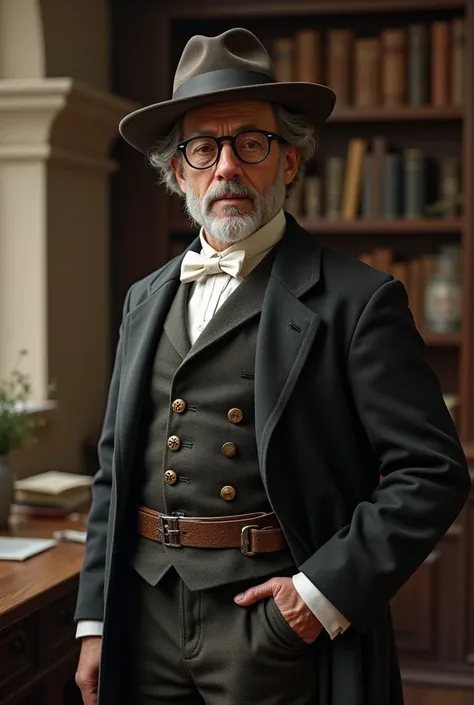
[0,516,86,705]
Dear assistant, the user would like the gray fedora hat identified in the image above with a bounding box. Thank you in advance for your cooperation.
[119,27,336,154]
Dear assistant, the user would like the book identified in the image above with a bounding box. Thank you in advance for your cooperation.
[431,21,451,106]
[408,24,429,106]
[14,470,92,509]
[327,29,353,106]
[303,176,322,218]
[341,138,367,221]
[354,38,380,107]
[0,537,57,561]
[294,29,321,83]
[383,152,402,219]
[273,38,294,82]
[403,149,426,218]
[381,29,407,107]
[371,135,387,219]
[325,156,345,220]
[361,154,374,219]
[452,18,465,106]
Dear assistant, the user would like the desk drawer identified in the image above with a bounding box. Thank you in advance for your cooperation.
[41,591,77,661]
[0,616,39,693]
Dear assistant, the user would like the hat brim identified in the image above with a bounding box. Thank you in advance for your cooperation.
[119,82,336,154]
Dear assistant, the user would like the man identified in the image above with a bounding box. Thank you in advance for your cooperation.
[74,27,470,705]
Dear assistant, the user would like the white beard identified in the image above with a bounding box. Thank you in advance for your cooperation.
[184,162,286,246]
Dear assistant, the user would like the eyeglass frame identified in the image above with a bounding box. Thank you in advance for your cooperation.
[176,129,287,170]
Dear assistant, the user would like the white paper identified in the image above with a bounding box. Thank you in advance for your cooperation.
[0,537,58,561]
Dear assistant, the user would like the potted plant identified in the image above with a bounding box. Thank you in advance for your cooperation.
[0,350,51,527]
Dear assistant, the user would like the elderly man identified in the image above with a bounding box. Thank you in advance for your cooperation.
[74,27,470,705]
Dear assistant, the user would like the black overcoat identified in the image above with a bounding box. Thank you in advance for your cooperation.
[75,213,471,705]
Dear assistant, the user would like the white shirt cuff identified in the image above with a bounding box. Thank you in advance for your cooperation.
[292,571,350,639]
[75,620,104,639]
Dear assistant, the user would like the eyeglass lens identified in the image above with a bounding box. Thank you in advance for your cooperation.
[185,132,270,168]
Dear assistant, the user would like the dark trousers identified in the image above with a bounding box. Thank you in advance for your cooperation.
[124,566,319,705]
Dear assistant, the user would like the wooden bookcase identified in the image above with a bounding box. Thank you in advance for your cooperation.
[111,0,474,698]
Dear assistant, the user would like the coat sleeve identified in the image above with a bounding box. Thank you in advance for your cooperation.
[298,278,471,633]
[74,286,132,622]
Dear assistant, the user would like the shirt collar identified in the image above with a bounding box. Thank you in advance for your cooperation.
[199,209,286,276]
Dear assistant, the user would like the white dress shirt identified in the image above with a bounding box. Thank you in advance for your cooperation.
[76,208,350,640]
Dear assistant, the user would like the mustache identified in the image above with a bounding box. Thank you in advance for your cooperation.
[203,181,257,210]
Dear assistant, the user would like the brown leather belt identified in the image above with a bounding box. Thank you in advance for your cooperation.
[137,506,287,556]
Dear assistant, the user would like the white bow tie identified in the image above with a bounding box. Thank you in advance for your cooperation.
[180,249,246,283]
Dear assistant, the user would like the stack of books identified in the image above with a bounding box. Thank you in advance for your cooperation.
[14,470,92,517]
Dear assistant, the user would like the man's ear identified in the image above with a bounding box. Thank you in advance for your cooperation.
[283,145,301,187]
[171,156,187,194]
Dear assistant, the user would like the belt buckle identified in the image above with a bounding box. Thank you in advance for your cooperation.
[240,524,259,556]
[159,514,182,548]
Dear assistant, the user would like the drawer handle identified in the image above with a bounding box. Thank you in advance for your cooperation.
[9,636,25,655]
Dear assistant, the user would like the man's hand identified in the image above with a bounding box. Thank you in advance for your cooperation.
[75,636,102,705]
[234,577,323,644]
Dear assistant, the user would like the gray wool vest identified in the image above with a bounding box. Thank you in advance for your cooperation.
[131,253,296,590]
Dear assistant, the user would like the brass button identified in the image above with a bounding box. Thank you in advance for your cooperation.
[172,398,187,414]
[167,435,181,451]
[220,485,236,501]
[228,408,243,424]
[164,470,178,485]
[221,441,237,458]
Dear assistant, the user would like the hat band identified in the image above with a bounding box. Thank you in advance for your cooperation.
[173,68,275,100]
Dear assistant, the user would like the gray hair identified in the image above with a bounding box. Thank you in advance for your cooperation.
[147,103,318,197]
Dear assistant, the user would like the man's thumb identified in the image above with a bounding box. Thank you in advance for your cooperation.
[234,579,275,605]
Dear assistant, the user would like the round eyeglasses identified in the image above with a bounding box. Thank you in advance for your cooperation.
[177,129,286,170]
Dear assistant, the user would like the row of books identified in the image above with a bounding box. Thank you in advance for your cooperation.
[358,248,460,334]
[286,140,462,221]
[273,18,465,108]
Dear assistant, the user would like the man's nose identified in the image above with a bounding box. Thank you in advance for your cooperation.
[215,142,243,181]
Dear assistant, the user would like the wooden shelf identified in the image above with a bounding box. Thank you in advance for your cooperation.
[422,331,462,346]
[328,106,464,123]
[298,218,463,234]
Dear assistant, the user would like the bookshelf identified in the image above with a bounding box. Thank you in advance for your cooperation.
[111,1,474,698]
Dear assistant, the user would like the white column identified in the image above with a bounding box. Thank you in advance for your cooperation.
[0,77,136,474]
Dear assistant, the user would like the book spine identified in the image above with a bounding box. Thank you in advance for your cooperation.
[440,157,461,217]
[408,24,429,106]
[381,29,406,107]
[341,138,367,221]
[285,178,304,216]
[383,153,402,219]
[325,156,345,220]
[431,21,450,106]
[273,37,294,82]
[361,154,373,219]
[392,262,410,297]
[304,176,322,218]
[371,135,387,219]
[354,38,380,107]
[403,149,426,218]
[327,29,353,106]
[295,29,321,83]
[451,18,465,106]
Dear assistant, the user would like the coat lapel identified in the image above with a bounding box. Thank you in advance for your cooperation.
[164,281,192,359]
[183,250,274,365]
[255,214,322,478]
[116,238,200,474]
